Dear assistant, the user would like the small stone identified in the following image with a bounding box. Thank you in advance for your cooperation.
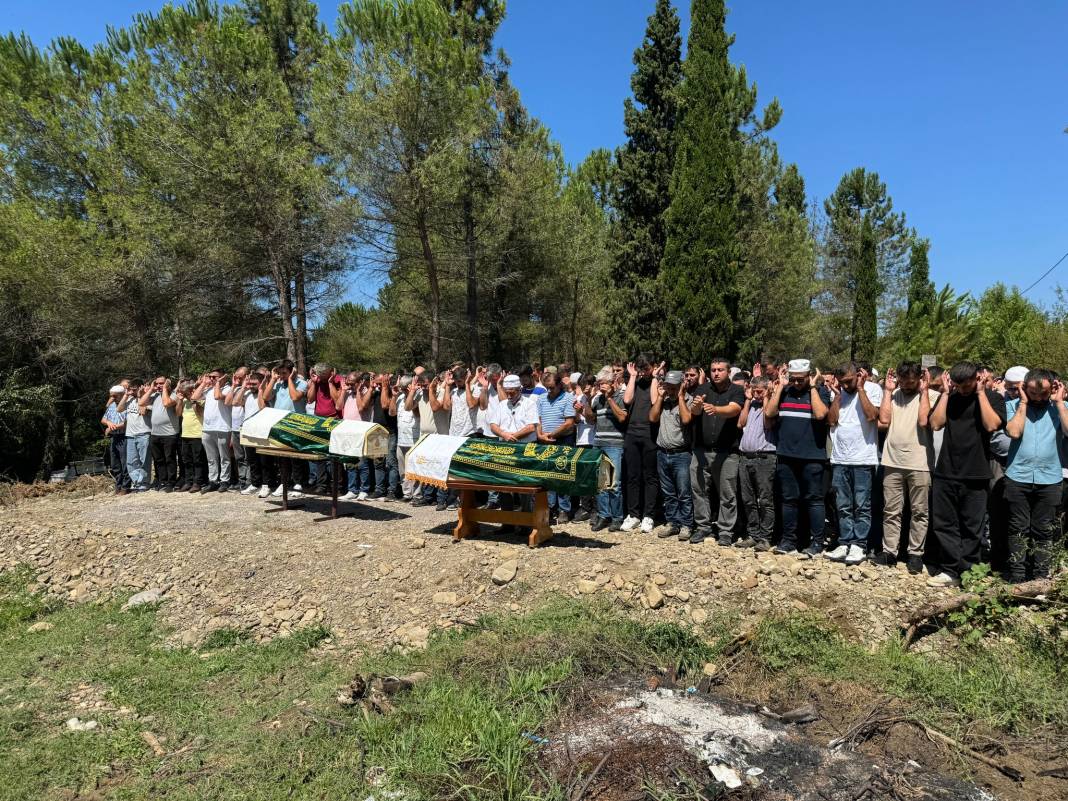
[273,598,294,610]
[408,538,426,550]
[701,662,718,677]
[696,566,714,578]
[691,609,708,625]
[611,573,625,590]
[123,589,162,610]
[491,560,518,586]
[652,574,668,586]
[643,581,664,609]
[432,591,457,606]
[65,717,98,732]
[577,579,598,595]
[675,590,691,602]
[27,621,54,633]
[741,573,759,590]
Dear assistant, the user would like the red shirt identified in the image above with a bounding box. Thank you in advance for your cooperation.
[311,375,342,418]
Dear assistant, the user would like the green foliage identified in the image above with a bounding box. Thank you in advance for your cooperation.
[946,564,1015,645]
[851,215,879,362]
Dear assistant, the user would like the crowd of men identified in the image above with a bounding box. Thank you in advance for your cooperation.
[101,355,1067,589]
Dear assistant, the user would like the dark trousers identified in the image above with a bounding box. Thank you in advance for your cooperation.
[931,477,988,579]
[739,452,776,541]
[179,437,207,487]
[150,434,178,487]
[109,434,130,490]
[245,446,262,488]
[1003,478,1060,581]
[624,436,658,519]
[776,457,825,550]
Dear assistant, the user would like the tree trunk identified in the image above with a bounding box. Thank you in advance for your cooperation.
[463,194,480,364]
[570,273,580,367]
[294,265,307,375]
[271,255,297,364]
[416,207,441,370]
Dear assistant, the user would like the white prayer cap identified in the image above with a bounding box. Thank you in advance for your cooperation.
[109,385,125,394]
[1004,366,1029,383]
[502,375,522,389]
[729,367,741,379]
[569,371,582,385]
[787,359,811,373]
[870,368,880,378]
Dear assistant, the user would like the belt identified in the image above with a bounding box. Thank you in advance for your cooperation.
[740,451,776,458]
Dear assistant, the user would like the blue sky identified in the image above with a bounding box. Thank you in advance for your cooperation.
[7,0,1067,303]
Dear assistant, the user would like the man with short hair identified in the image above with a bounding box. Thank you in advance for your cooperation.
[118,379,152,492]
[194,368,234,493]
[621,355,659,534]
[370,373,400,500]
[305,363,343,494]
[586,367,627,532]
[259,360,309,498]
[735,376,777,550]
[764,359,831,557]
[102,384,130,495]
[536,369,579,523]
[689,357,746,545]
[1003,369,1067,582]
[489,374,541,529]
[875,362,934,573]
[145,376,179,491]
[825,362,882,565]
[232,371,265,496]
[518,364,547,398]
[650,371,697,541]
[227,367,250,490]
[928,362,1007,587]
[395,375,422,501]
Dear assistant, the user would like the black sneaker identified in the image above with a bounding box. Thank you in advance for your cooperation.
[573,509,591,523]
[411,498,430,507]
[177,483,191,493]
[658,524,680,539]
[717,535,733,547]
[799,543,824,559]
[371,491,386,500]
[871,551,896,567]
[382,495,394,503]
[754,539,772,552]
[200,483,218,494]
[163,485,174,493]
[435,501,448,512]
[217,483,230,493]
[734,537,756,549]
[608,520,623,532]
[688,531,706,545]
[906,555,924,575]
[590,517,609,532]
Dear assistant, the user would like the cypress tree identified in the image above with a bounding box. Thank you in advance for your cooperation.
[906,238,935,316]
[659,0,780,363]
[851,216,879,362]
[610,0,681,355]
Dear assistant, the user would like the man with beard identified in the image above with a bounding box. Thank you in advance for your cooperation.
[621,355,659,533]
[650,370,698,541]
[735,376,778,550]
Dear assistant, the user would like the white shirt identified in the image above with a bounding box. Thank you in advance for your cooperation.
[448,385,481,437]
[396,392,420,447]
[202,384,233,432]
[574,394,595,446]
[243,393,261,423]
[489,396,539,442]
[477,389,503,438]
[830,381,883,466]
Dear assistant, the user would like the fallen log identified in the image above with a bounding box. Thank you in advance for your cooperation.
[901,578,1053,647]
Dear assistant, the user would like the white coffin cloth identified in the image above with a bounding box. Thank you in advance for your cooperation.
[238,407,290,449]
[403,434,468,489]
[329,420,390,459]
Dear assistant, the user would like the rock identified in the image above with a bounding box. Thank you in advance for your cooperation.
[611,573,625,590]
[577,579,598,595]
[701,662,718,676]
[491,560,518,586]
[643,581,664,609]
[65,717,98,732]
[696,566,714,578]
[273,598,294,610]
[691,609,708,625]
[741,573,759,590]
[27,621,54,633]
[123,589,162,610]
[408,538,426,550]
[651,573,668,586]
[432,591,457,606]
[675,590,691,602]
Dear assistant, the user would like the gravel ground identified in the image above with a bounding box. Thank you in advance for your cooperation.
[0,487,953,649]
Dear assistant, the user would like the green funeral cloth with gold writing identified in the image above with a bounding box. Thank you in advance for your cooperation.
[267,413,341,458]
[447,440,610,496]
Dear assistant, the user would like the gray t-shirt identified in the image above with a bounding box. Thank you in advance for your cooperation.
[592,390,626,448]
[150,392,179,437]
[125,398,152,437]
[656,397,692,451]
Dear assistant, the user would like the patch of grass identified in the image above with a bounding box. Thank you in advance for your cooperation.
[752,611,1068,735]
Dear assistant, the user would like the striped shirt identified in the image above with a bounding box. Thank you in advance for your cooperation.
[537,391,576,437]
[776,385,831,461]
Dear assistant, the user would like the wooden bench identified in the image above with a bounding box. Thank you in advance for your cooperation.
[448,480,554,548]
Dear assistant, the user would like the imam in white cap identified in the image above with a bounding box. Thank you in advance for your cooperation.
[502,375,522,389]
[109,385,125,394]
[1004,366,1029,383]
[569,371,582,386]
[787,359,811,373]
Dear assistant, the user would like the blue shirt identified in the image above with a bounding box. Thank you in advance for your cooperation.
[537,391,575,436]
[1005,398,1065,486]
[104,401,126,432]
[269,377,308,412]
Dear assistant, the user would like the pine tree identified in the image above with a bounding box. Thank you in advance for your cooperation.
[774,163,806,215]
[906,238,935,316]
[851,216,879,362]
[659,0,780,363]
[610,0,681,356]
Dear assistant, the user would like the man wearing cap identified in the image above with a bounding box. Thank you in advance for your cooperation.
[490,375,541,526]
[689,356,745,545]
[1002,369,1067,583]
[765,358,831,557]
[102,383,131,495]
[650,371,698,540]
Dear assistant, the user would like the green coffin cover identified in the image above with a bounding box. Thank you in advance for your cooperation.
[447,440,608,496]
[267,413,342,459]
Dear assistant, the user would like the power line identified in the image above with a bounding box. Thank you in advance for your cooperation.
[1021,250,1068,295]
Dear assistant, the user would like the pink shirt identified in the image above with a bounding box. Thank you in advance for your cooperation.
[311,375,342,418]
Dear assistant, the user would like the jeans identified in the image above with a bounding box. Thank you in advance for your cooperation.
[690,448,739,540]
[125,433,151,490]
[596,446,624,522]
[777,457,826,550]
[930,477,988,579]
[150,434,178,487]
[657,450,693,528]
[180,437,207,487]
[375,432,400,496]
[230,431,250,488]
[348,459,374,495]
[1003,478,1060,581]
[739,452,776,541]
[882,467,930,557]
[623,436,658,519]
[832,465,875,547]
[201,431,232,485]
[109,434,130,490]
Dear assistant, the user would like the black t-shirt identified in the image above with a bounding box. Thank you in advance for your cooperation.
[625,379,656,441]
[693,381,746,452]
[775,384,832,461]
[371,392,398,434]
[934,389,1007,480]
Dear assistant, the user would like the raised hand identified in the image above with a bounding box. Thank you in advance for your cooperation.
[626,361,636,379]
[885,368,898,392]
[744,384,753,401]
[752,363,762,378]
[1052,381,1066,403]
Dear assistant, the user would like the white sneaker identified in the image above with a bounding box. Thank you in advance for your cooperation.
[258,485,271,499]
[241,484,259,496]
[621,515,640,532]
[926,572,960,588]
[356,491,369,501]
[340,491,358,501]
[825,545,849,562]
[640,516,654,534]
[289,484,304,499]
[844,544,866,565]
[272,484,284,497]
